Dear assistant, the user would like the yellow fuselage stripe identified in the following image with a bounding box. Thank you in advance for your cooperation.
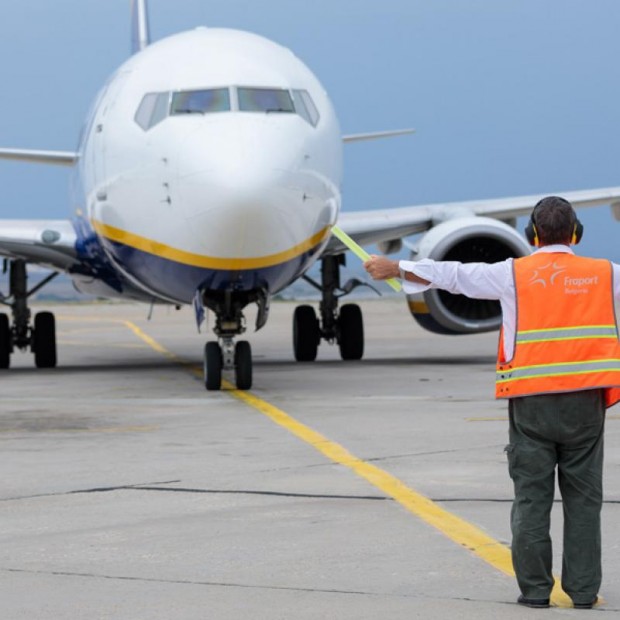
[121,319,572,608]
[91,219,330,270]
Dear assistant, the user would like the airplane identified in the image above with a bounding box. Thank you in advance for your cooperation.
[1,0,620,391]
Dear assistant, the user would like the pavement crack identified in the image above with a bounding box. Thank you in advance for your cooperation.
[365,444,507,464]
[5,568,618,610]
[0,481,387,503]
[0,480,181,502]
[0,567,389,597]
[90,486,389,501]
[4,484,619,505]
[255,444,507,474]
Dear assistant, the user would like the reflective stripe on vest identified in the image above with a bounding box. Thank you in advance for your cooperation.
[497,358,620,382]
[516,325,618,344]
[495,253,620,408]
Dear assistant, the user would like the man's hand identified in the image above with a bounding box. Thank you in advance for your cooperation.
[364,255,400,280]
[364,255,431,285]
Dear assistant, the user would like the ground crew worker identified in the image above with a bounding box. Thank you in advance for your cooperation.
[364,196,620,609]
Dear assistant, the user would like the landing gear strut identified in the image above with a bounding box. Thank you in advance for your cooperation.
[201,288,266,391]
[295,255,373,362]
[0,259,59,369]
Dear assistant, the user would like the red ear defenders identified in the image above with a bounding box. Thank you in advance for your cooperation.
[524,197,583,247]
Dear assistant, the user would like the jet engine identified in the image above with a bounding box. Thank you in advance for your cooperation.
[407,217,531,334]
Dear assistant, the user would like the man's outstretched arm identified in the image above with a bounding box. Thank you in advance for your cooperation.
[364,255,431,285]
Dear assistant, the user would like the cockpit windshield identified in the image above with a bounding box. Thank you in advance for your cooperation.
[171,88,231,115]
[134,87,318,130]
[237,88,294,113]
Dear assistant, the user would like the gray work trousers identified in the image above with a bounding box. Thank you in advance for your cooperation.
[506,389,605,604]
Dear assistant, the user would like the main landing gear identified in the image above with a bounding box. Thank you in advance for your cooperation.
[293,255,375,362]
[0,259,59,369]
[201,289,268,391]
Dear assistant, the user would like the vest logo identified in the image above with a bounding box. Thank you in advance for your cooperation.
[564,276,599,287]
[564,275,599,295]
[528,261,566,288]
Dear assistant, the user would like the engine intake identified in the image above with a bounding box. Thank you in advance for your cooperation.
[407,217,531,334]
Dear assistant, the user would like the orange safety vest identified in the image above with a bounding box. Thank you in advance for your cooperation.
[496,252,620,408]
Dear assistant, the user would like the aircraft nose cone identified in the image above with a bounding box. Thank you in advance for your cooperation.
[173,117,323,260]
[177,117,304,208]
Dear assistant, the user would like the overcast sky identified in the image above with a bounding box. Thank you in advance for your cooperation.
[1,0,619,260]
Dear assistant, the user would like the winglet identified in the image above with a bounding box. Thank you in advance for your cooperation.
[131,0,151,54]
[342,128,415,144]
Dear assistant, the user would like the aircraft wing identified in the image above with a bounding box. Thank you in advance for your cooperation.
[0,220,78,271]
[327,185,620,254]
[0,148,78,166]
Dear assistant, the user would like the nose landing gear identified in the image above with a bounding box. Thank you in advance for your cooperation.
[204,337,252,391]
[201,289,260,391]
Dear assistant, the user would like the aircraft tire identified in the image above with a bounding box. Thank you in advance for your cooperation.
[0,313,11,369]
[337,303,364,361]
[293,305,320,361]
[33,312,57,368]
[234,340,252,390]
[204,341,222,390]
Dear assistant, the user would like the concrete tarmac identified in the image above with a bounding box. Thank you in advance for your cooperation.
[1,299,619,619]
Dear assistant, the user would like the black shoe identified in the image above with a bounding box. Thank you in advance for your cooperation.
[518,595,550,608]
[573,596,598,610]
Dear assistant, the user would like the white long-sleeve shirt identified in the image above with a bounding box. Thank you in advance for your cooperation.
[399,245,620,360]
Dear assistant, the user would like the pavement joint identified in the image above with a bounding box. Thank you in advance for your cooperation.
[0,480,181,502]
[0,567,569,608]
[364,444,506,463]
[0,567,409,598]
[0,482,388,503]
[115,485,389,501]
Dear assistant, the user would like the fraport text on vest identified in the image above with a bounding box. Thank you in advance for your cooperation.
[564,275,598,295]
[564,276,599,287]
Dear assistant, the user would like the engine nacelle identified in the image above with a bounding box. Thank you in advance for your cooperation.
[407,217,531,334]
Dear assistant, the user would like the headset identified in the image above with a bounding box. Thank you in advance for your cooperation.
[524,197,583,247]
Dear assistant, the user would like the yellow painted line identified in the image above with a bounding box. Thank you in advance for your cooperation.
[122,320,573,607]
[58,327,129,334]
[467,416,509,422]
[57,340,149,349]
[123,321,218,382]
[57,315,127,322]
[89,425,159,433]
[122,321,185,363]
[91,219,330,270]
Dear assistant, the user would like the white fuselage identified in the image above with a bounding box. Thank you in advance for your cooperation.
[73,27,342,303]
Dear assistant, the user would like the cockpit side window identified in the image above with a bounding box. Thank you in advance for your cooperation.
[171,88,231,115]
[292,90,312,125]
[293,90,320,127]
[237,88,295,113]
[135,92,169,130]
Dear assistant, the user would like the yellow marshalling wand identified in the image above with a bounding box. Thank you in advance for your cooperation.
[330,225,402,292]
